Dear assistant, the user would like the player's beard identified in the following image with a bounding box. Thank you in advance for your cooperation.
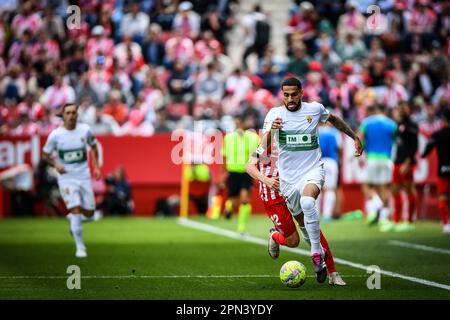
[285,101,301,112]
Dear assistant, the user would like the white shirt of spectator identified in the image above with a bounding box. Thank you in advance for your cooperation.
[242,11,266,47]
[12,12,42,37]
[40,83,75,110]
[225,74,252,102]
[120,12,150,37]
[173,11,201,39]
[381,83,409,109]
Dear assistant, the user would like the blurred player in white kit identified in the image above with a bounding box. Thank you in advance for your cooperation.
[42,103,101,258]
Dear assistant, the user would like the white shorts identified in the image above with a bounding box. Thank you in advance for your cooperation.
[58,178,95,211]
[280,165,325,217]
[363,158,393,185]
[323,158,339,189]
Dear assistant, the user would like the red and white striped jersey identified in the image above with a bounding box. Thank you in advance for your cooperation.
[257,147,284,204]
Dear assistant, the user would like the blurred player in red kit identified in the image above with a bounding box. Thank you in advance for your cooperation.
[246,144,346,285]
[392,102,418,231]
[422,107,450,234]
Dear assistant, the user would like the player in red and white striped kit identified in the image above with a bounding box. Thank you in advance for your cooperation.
[246,145,346,285]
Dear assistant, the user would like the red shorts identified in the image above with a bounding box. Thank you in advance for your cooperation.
[392,163,414,185]
[264,199,297,237]
[437,177,450,194]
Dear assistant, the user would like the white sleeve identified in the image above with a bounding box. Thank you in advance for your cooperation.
[42,131,56,154]
[319,103,330,123]
[262,108,278,134]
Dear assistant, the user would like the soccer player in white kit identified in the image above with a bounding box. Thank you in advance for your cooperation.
[42,103,101,258]
[262,77,362,282]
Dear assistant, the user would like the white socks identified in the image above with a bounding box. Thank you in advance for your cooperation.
[323,190,336,220]
[379,207,391,221]
[300,196,323,255]
[366,194,383,214]
[70,213,85,251]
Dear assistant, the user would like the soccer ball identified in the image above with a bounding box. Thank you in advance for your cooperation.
[280,260,307,288]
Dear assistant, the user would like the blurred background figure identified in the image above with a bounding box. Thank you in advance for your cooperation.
[318,122,342,224]
[359,105,397,232]
[391,102,419,232]
[99,166,134,216]
[221,114,259,234]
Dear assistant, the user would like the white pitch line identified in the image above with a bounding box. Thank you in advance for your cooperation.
[0,275,367,280]
[388,240,450,255]
[177,218,450,291]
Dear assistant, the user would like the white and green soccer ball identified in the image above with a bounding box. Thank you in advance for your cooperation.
[280,260,307,288]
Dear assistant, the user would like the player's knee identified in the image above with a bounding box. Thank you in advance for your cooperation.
[300,196,315,212]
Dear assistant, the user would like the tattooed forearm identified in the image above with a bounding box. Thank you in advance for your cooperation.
[327,114,358,140]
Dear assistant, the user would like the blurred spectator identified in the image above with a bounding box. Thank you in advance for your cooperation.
[0,65,26,102]
[404,0,437,53]
[113,33,143,69]
[143,23,166,66]
[432,77,450,106]
[201,4,228,50]
[120,2,150,45]
[120,102,155,136]
[166,60,195,111]
[99,167,133,215]
[68,47,89,77]
[11,1,42,38]
[337,0,365,41]
[34,158,63,217]
[286,1,317,53]
[0,164,35,216]
[173,1,201,40]
[40,7,64,42]
[200,45,233,79]
[286,42,311,78]
[381,71,409,110]
[195,62,224,105]
[103,89,129,125]
[225,68,252,105]
[335,32,368,62]
[37,61,55,90]
[90,108,122,136]
[164,27,194,67]
[242,4,270,70]
[256,59,283,96]
[154,108,175,132]
[314,42,342,78]
[39,73,75,111]
[85,25,114,67]
[153,0,179,31]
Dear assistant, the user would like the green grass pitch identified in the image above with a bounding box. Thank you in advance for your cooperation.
[0,215,449,300]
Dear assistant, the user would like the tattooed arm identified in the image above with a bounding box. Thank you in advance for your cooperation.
[327,113,363,157]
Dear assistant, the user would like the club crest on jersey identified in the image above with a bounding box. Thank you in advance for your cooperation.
[306,115,313,123]
[81,138,85,143]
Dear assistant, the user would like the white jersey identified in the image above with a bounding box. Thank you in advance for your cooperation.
[262,102,330,185]
[43,123,97,181]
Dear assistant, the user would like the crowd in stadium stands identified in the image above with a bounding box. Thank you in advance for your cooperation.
[0,0,449,137]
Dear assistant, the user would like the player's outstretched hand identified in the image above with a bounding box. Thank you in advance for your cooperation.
[94,166,101,180]
[265,177,280,192]
[354,137,363,157]
[271,117,283,130]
